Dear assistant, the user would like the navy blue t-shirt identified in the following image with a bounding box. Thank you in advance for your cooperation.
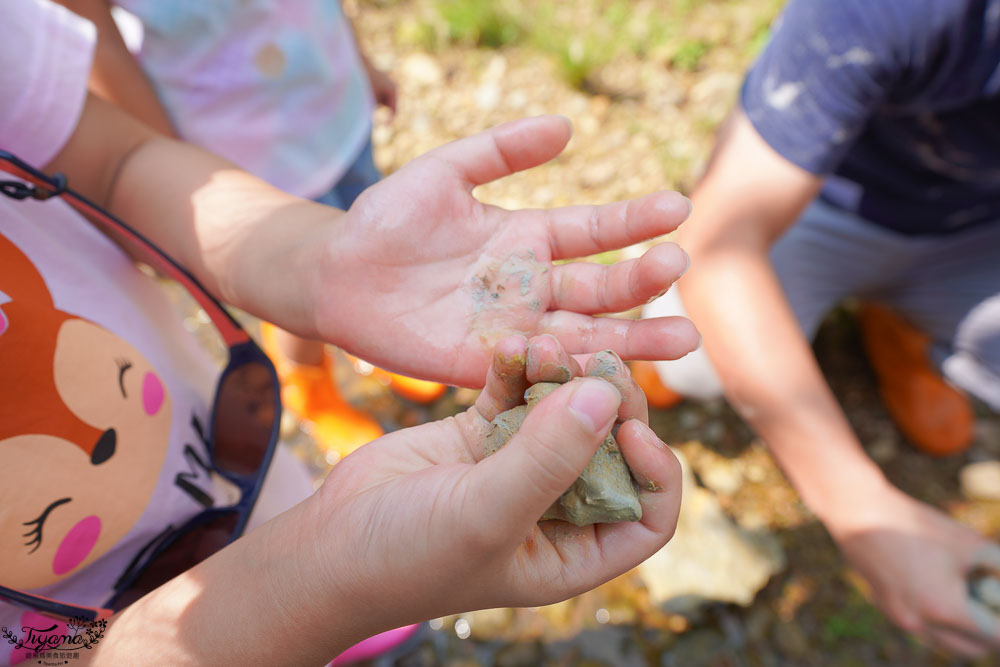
[742,0,1000,235]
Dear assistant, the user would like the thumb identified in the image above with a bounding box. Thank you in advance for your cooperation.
[472,378,621,534]
[424,115,572,189]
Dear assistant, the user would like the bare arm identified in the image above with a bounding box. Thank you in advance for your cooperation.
[678,108,889,512]
[53,0,176,136]
[44,93,340,340]
[678,108,1000,657]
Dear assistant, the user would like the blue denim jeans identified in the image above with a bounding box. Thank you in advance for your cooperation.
[313,135,381,210]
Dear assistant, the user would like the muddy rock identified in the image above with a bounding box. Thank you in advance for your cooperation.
[483,381,641,526]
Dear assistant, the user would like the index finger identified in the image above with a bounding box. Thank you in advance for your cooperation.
[584,350,648,423]
[544,190,691,260]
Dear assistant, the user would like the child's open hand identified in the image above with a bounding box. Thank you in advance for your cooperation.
[304,334,682,638]
[315,115,698,388]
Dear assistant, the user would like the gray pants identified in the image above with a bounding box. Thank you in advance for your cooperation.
[644,199,1000,410]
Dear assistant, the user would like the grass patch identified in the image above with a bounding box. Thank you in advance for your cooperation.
[436,0,523,48]
[415,0,783,90]
[820,594,889,645]
[670,38,710,71]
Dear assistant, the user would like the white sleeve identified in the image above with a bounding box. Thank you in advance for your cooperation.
[0,0,96,167]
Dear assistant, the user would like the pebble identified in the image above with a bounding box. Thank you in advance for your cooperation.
[771,620,810,660]
[475,82,501,110]
[580,162,616,188]
[960,461,1000,501]
[974,419,1000,455]
[701,420,726,445]
[743,605,774,643]
[401,52,444,86]
[700,460,744,495]
[867,434,900,464]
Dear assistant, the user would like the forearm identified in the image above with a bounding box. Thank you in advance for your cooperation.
[83,497,373,665]
[45,94,345,339]
[53,0,176,137]
[678,210,888,515]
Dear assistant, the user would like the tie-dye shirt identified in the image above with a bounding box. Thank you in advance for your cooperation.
[742,0,1000,235]
[115,0,375,199]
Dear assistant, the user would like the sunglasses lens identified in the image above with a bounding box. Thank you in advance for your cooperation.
[113,512,238,611]
[212,360,278,476]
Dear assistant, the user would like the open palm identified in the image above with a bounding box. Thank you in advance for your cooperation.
[316,116,697,387]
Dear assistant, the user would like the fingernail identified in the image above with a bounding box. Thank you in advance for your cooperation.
[568,379,620,432]
[680,249,691,276]
[648,285,672,304]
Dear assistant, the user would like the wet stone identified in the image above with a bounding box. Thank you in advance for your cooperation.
[483,381,641,526]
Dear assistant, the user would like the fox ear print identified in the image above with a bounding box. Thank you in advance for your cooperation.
[0,234,61,339]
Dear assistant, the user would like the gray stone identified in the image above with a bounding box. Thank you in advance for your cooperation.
[483,381,641,526]
[771,621,810,660]
[637,451,785,611]
[867,434,900,464]
[974,419,1000,455]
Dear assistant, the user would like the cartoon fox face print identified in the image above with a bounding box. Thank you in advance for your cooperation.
[0,235,172,589]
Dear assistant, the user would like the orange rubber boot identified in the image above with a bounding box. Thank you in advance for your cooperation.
[347,357,447,404]
[858,304,974,457]
[383,372,447,404]
[628,360,683,409]
[260,323,383,460]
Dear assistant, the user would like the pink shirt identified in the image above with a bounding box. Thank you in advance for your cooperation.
[0,4,248,663]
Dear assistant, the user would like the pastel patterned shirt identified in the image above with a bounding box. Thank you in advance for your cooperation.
[115,0,375,198]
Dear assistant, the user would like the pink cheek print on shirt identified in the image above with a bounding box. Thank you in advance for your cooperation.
[142,372,164,415]
[52,515,101,576]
